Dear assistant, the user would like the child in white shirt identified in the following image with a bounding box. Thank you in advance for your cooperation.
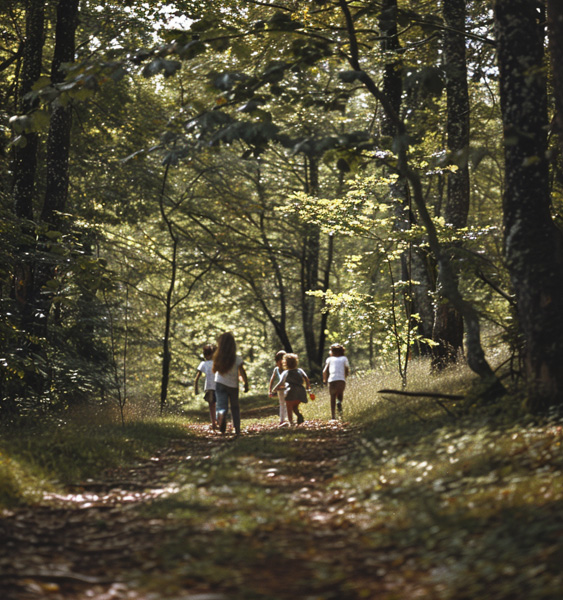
[323,343,350,420]
[194,344,217,430]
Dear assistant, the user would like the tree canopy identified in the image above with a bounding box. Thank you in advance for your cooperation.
[2,0,563,416]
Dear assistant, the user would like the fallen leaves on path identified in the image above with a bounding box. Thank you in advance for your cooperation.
[2,419,413,600]
[2,414,562,600]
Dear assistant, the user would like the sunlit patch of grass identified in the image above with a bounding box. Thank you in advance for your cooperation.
[0,414,194,508]
[0,451,47,507]
[326,364,563,600]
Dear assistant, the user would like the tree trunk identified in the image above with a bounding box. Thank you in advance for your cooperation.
[494,0,563,407]
[12,0,44,221]
[42,0,79,224]
[432,0,470,369]
[380,0,402,138]
[301,156,321,376]
[547,0,563,157]
[316,232,334,368]
[28,0,80,340]
[12,2,44,332]
[380,0,435,359]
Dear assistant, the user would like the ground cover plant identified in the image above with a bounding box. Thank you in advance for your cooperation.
[1,361,562,599]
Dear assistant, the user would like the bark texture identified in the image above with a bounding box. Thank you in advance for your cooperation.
[432,0,470,368]
[42,0,80,224]
[301,156,322,376]
[495,0,563,406]
[12,1,44,220]
[547,0,563,156]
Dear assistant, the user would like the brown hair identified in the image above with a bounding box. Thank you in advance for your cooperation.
[283,353,298,370]
[213,332,237,374]
[275,350,286,364]
[203,344,216,360]
[330,343,345,357]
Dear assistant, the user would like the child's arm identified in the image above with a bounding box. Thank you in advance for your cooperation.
[272,370,286,393]
[268,370,276,395]
[239,365,249,393]
[322,361,329,383]
[194,370,202,394]
[299,369,311,390]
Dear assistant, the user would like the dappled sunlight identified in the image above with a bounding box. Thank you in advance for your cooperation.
[2,386,563,599]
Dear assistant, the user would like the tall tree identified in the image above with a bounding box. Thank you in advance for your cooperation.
[494,0,563,406]
[336,0,501,391]
[42,0,80,225]
[432,0,470,368]
[380,0,435,364]
[547,0,563,158]
[12,0,44,221]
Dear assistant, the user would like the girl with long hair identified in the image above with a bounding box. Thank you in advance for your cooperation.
[213,332,249,435]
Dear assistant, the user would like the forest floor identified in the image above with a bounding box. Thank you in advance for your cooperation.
[1,393,563,600]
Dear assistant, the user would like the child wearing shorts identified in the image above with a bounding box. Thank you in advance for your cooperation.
[194,344,217,430]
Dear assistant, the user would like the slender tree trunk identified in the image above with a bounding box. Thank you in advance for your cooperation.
[380,0,402,138]
[432,0,470,368]
[12,1,44,332]
[160,237,177,414]
[494,0,563,407]
[380,0,435,360]
[316,232,334,367]
[158,164,175,413]
[301,156,321,376]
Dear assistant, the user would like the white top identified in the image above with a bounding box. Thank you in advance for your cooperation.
[197,360,215,391]
[214,356,244,388]
[325,355,349,382]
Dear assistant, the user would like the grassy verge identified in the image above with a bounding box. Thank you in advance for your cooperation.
[0,413,192,508]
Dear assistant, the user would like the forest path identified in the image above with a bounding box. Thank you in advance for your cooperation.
[1,417,426,600]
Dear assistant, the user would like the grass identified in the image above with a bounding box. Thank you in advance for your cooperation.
[0,357,518,509]
[0,411,193,507]
[2,359,563,598]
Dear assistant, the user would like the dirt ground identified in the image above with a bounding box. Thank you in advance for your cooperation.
[0,415,434,600]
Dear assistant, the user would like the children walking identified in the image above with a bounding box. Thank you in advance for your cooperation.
[272,353,310,426]
[194,344,217,430]
[268,350,288,425]
[323,343,350,420]
[213,332,249,435]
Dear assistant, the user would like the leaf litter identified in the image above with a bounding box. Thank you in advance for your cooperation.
[1,411,563,600]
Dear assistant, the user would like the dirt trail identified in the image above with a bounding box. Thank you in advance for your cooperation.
[0,419,426,600]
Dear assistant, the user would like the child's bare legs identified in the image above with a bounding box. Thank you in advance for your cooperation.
[209,401,217,429]
[287,400,304,425]
[329,381,346,419]
[330,393,337,420]
[277,390,288,423]
[206,391,218,429]
[285,401,294,425]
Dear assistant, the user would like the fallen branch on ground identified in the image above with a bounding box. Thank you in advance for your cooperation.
[377,389,464,400]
